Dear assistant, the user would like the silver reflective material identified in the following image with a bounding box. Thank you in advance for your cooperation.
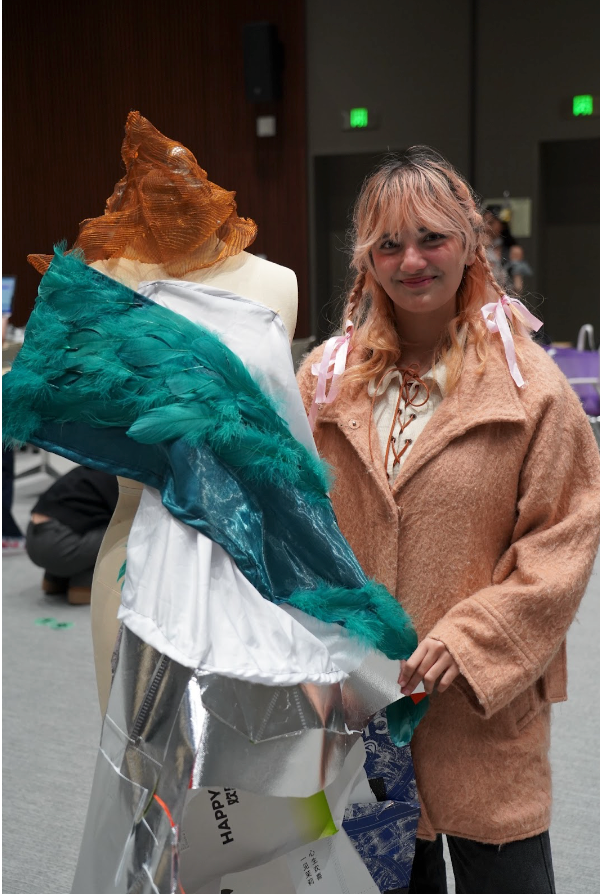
[71,625,403,893]
[188,674,358,796]
[189,647,403,797]
[71,627,196,894]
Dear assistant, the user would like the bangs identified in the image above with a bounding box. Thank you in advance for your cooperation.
[355,162,470,256]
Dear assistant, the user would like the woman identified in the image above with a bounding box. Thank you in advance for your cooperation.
[298,147,600,894]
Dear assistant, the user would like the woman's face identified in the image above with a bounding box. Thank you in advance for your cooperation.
[371,227,474,319]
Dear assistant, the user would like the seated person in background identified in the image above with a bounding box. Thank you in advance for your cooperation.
[26,467,118,604]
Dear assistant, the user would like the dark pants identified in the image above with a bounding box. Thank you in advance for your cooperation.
[408,832,556,894]
[26,518,106,587]
[2,447,23,537]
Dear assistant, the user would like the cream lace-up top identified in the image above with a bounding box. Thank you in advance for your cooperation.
[368,364,446,484]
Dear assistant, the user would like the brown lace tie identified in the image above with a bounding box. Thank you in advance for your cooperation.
[369,366,430,479]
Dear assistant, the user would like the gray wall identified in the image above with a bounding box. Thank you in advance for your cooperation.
[306,0,472,165]
[306,0,472,336]
[306,0,600,342]
[475,1,600,342]
[474,1,600,204]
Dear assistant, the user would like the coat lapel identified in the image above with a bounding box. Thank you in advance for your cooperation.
[316,340,528,499]
[317,376,395,510]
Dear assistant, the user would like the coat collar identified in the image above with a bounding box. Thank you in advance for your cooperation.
[316,338,528,503]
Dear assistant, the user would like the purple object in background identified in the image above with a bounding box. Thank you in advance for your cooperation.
[543,346,600,415]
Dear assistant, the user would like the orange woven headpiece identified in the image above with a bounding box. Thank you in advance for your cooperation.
[29,111,257,276]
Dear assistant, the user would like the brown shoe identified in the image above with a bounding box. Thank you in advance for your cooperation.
[42,574,69,595]
[67,586,92,605]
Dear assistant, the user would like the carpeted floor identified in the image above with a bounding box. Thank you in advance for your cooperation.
[3,449,600,893]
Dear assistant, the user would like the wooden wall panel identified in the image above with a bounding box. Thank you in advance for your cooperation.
[3,0,310,335]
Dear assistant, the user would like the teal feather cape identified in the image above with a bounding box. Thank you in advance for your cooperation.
[3,249,428,739]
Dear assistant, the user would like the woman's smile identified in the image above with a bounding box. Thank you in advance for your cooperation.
[398,275,438,288]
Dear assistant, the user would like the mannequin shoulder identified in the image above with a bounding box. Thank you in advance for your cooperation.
[212,252,298,339]
[88,258,141,290]
[240,253,297,297]
[89,253,299,340]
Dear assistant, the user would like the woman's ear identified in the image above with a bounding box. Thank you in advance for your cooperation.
[465,247,476,267]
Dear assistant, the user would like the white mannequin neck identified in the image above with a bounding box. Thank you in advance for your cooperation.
[90,250,298,343]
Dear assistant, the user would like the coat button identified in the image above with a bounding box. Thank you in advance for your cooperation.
[349,419,360,429]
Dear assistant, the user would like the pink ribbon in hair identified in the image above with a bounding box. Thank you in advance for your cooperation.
[481,295,543,387]
[308,316,354,431]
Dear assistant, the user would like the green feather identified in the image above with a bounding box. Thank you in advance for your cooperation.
[287,580,416,660]
[127,405,212,445]
[3,247,330,501]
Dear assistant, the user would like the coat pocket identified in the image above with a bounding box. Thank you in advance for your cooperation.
[500,685,542,739]
[513,688,539,734]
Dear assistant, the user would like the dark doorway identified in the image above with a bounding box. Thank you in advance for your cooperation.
[538,139,600,345]
[313,152,403,340]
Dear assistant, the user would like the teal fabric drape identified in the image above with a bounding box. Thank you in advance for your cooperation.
[3,249,418,666]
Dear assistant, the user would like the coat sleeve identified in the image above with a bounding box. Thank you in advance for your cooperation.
[428,378,600,719]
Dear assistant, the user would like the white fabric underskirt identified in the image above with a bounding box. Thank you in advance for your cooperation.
[120,486,367,682]
[119,281,366,684]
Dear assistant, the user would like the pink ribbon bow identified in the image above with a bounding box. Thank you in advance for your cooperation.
[481,295,543,387]
[308,316,354,431]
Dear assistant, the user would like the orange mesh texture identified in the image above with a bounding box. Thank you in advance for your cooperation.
[28,111,257,276]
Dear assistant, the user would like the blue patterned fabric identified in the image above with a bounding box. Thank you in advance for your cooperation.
[343,711,420,892]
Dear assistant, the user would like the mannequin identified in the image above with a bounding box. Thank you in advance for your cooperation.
[24,109,298,713]
[90,246,298,715]
[4,113,422,894]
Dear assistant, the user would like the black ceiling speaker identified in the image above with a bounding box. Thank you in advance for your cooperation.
[243,22,283,103]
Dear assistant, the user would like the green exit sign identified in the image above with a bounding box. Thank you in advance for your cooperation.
[350,108,369,128]
[573,94,594,116]
[342,108,379,131]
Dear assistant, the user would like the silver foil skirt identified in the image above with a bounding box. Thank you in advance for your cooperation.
[71,625,404,893]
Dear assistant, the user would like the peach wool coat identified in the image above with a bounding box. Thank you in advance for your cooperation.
[297,333,600,845]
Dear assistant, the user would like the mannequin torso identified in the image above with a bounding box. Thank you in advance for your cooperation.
[91,250,298,341]
[90,251,298,713]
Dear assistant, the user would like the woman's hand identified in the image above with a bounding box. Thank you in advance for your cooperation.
[398,637,460,696]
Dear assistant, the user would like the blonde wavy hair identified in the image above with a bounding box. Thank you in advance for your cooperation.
[341,146,506,393]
